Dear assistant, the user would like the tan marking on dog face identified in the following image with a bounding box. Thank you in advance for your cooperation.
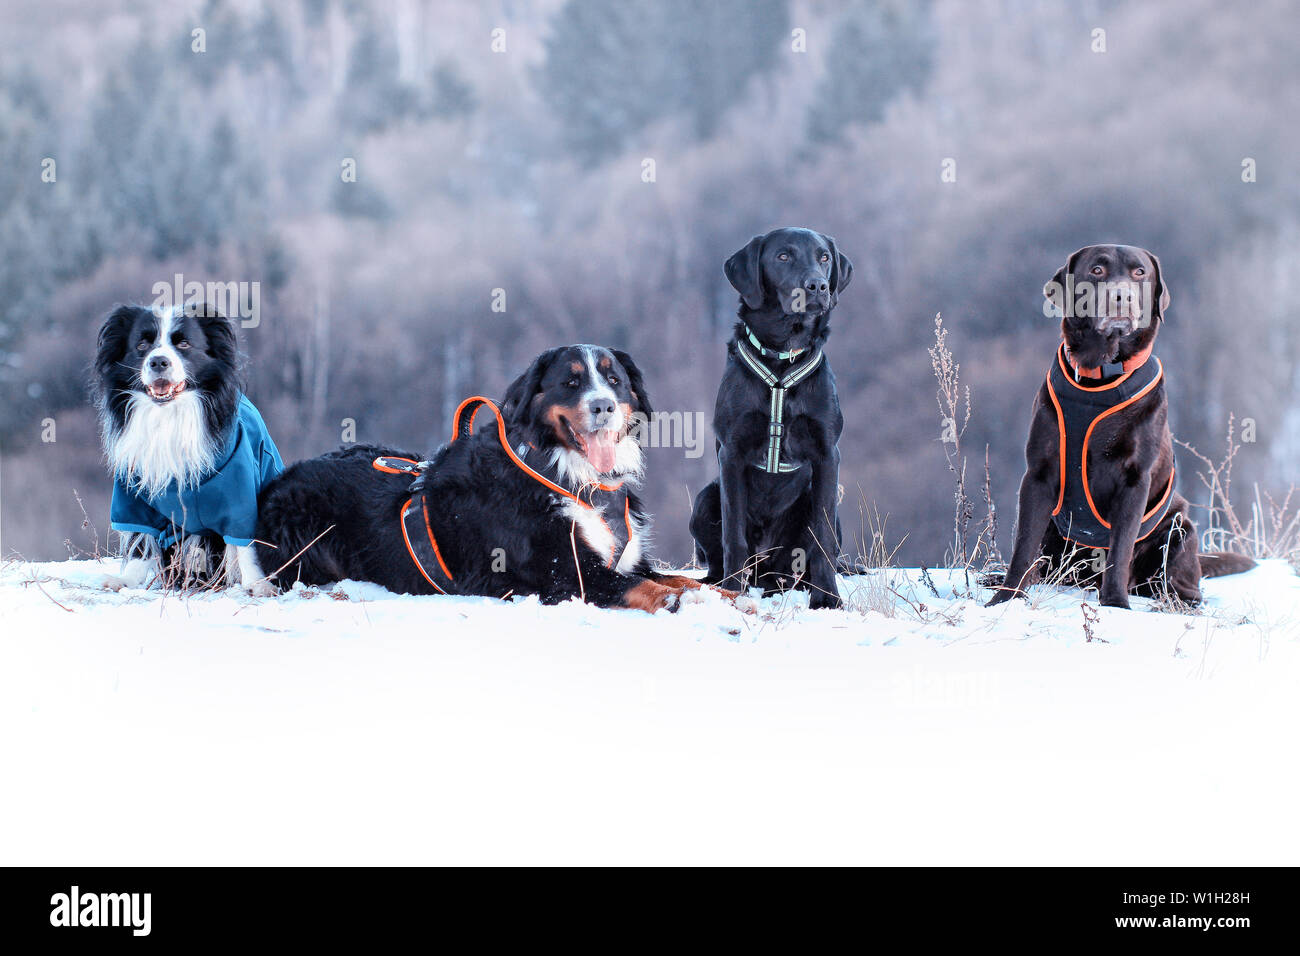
[545,402,586,454]
[598,355,612,370]
[570,361,584,374]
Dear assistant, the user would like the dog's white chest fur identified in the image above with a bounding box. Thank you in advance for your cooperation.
[105,391,216,499]
[547,440,644,491]
[615,512,644,574]
[559,498,644,572]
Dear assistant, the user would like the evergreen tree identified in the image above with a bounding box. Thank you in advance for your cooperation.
[807,0,936,143]
[537,0,790,165]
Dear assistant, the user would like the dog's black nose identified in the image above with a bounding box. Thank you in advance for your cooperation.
[589,399,615,419]
[148,354,171,373]
[804,278,829,294]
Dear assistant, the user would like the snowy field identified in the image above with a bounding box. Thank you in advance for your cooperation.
[2,556,1297,866]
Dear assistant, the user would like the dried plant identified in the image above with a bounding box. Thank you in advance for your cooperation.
[928,314,1001,589]
[1177,414,1300,568]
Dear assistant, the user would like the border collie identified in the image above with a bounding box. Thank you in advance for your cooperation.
[254,345,720,611]
[93,302,283,593]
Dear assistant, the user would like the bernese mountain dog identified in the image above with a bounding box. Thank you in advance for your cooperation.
[254,345,714,611]
[93,302,283,593]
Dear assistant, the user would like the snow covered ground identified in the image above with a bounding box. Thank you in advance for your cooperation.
[1,556,1297,865]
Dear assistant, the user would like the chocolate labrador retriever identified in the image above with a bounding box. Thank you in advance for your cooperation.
[988,243,1254,609]
[689,227,853,609]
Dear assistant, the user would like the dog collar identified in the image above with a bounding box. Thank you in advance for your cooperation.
[1062,339,1155,382]
[735,339,824,473]
[744,324,806,362]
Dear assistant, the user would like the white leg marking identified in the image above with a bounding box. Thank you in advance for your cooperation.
[234,543,277,596]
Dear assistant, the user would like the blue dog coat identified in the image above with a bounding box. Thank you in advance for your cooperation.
[109,395,284,548]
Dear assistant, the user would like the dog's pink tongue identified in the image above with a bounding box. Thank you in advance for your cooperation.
[585,430,618,473]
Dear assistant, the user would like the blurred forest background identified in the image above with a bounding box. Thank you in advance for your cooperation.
[2,0,1299,566]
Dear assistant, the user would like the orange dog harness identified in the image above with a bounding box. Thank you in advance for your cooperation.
[372,396,635,593]
[1046,344,1175,549]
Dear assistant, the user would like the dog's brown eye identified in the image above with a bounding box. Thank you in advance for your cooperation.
[820,253,829,262]
[176,340,191,350]
[1090,266,1105,276]
[136,341,149,352]
[1133,268,1145,277]
[608,375,619,386]
[778,253,789,261]
[566,378,579,388]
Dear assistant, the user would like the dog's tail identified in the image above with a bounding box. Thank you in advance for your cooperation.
[836,556,870,576]
[1199,551,1257,578]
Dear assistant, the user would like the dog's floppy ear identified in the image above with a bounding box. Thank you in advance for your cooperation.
[1044,246,1089,314]
[94,306,135,361]
[1141,248,1171,321]
[188,301,238,363]
[724,234,767,310]
[609,348,653,419]
[95,305,138,369]
[824,234,853,300]
[501,347,561,426]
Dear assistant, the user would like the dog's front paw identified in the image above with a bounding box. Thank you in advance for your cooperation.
[623,580,685,613]
[103,558,158,591]
[245,578,279,598]
[985,586,1021,607]
[688,585,758,615]
[1098,590,1131,610]
[720,559,751,592]
[651,574,705,591]
[808,589,842,610]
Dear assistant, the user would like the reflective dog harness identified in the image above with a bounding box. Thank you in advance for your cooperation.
[734,337,824,473]
[373,395,634,593]
[1045,343,1175,549]
[743,323,807,362]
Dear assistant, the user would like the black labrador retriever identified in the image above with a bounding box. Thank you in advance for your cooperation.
[690,227,853,609]
[988,243,1254,609]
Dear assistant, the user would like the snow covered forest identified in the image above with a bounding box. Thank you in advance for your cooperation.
[3,0,1300,567]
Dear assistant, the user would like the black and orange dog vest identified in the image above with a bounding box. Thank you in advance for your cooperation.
[1045,343,1175,549]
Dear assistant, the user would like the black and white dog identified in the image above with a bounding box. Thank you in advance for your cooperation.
[254,345,719,611]
[93,303,283,593]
